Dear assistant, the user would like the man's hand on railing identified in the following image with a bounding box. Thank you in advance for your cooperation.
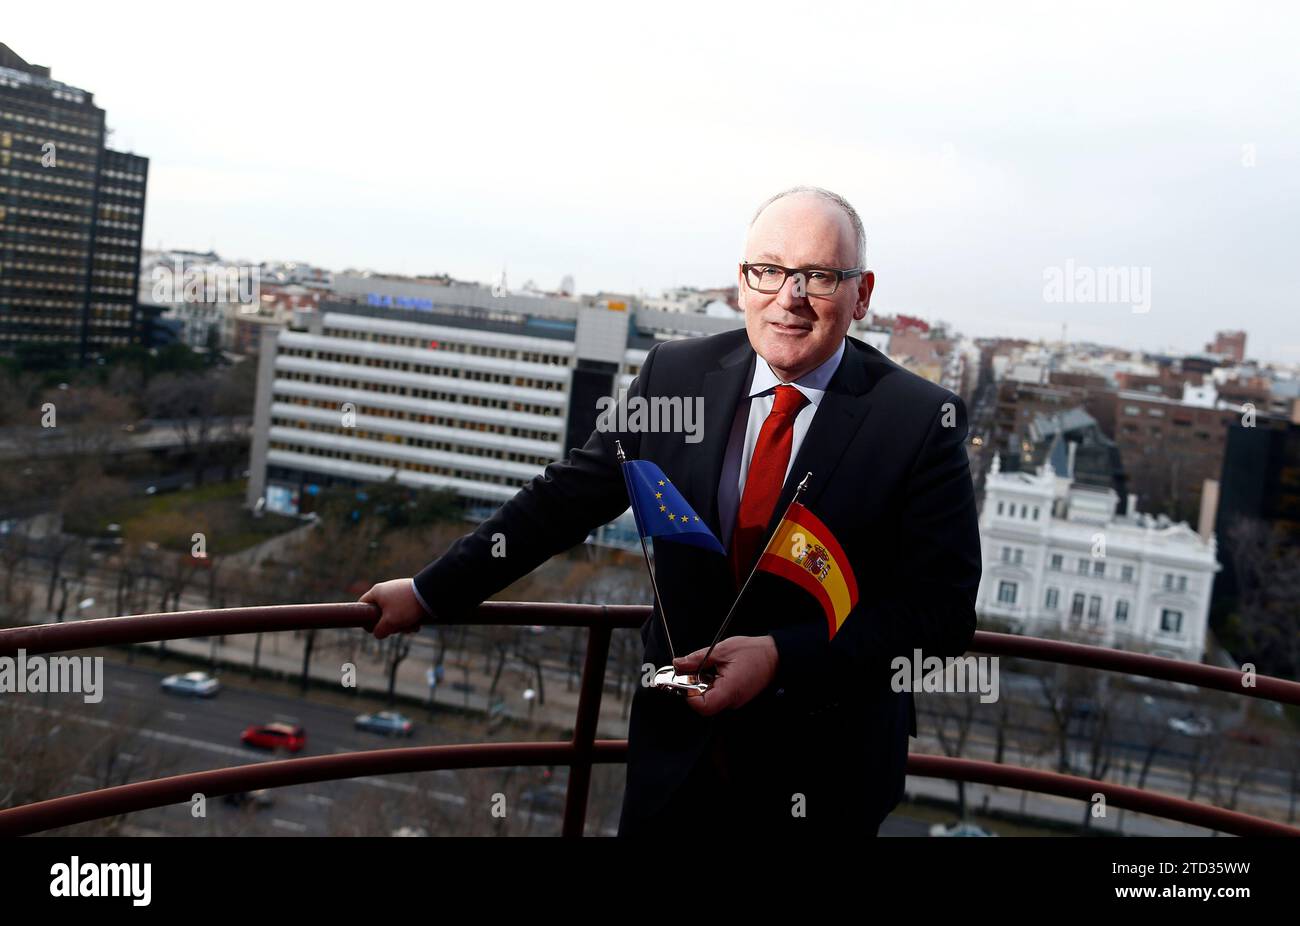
[359,578,427,639]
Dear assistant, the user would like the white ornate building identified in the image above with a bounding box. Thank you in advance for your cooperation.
[976,454,1220,663]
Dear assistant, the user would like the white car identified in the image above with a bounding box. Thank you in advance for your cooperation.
[161,671,221,697]
[929,821,998,837]
[1168,714,1213,737]
[354,710,414,736]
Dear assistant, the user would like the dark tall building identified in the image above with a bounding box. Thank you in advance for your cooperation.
[0,42,148,364]
[1212,418,1300,604]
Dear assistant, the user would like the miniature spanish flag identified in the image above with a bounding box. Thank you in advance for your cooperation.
[756,501,859,638]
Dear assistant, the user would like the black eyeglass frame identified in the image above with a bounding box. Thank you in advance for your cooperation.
[739,261,868,296]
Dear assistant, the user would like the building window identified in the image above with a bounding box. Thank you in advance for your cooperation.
[1160,609,1183,634]
[1077,558,1089,575]
[1092,560,1105,577]
[1032,506,1040,520]
[1115,600,1129,623]
[1121,565,1134,583]
[997,501,1004,515]
[1049,553,1063,571]
[1070,593,1085,623]
[997,581,1018,605]
[1088,596,1101,623]
[1045,587,1059,610]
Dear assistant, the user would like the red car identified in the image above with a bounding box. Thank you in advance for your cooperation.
[1226,728,1273,747]
[240,722,306,753]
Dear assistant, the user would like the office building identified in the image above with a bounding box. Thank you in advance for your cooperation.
[0,42,148,363]
[246,275,744,549]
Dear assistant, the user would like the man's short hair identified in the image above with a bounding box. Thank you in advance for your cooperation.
[750,186,867,269]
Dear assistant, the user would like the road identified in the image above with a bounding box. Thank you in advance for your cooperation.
[20,658,594,836]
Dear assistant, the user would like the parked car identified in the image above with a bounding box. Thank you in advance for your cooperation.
[929,821,998,837]
[1167,714,1213,737]
[354,711,414,737]
[161,671,221,698]
[223,789,273,809]
[90,524,124,552]
[240,722,306,752]
[520,786,567,815]
[1052,695,1099,722]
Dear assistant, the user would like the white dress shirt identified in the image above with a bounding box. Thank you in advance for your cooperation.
[717,337,847,548]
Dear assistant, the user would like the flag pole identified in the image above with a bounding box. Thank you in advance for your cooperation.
[694,471,812,678]
[615,440,678,662]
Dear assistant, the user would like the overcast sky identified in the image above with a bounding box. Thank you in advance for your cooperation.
[7,1,1299,363]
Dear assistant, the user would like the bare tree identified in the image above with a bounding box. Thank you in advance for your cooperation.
[146,372,219,487]
[1227,516,1300,680]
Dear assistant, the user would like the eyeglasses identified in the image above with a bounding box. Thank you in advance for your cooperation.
[740,262,866,296]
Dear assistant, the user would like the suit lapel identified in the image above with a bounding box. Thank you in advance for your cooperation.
[763,339,876,537]
[692,335,755,539]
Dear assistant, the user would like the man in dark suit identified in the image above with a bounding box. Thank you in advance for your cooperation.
[362,186,981,836]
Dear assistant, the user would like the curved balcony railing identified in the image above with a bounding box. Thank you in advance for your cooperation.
[1,602,1297,837]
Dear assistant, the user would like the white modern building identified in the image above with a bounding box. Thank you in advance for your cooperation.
[246,278,744,550]
[976,453,1220,662]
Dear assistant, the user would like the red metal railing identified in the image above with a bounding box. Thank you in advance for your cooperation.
[1,603,1297,837]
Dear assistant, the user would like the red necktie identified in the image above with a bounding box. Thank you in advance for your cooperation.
[730,384,808,586]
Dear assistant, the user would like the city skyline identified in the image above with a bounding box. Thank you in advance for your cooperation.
[5,0,1299,363]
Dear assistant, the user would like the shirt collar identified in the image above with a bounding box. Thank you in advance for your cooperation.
[748,337,846,407]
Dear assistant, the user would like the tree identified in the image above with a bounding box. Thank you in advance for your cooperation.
[1226,516,1300,680]
[146,371,219,487]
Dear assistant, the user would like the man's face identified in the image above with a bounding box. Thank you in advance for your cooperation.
[738,193,874,381]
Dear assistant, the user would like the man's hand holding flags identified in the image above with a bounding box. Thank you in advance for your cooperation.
[615,442,858,708]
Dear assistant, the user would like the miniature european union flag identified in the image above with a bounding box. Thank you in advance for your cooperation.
[623,459,725,555]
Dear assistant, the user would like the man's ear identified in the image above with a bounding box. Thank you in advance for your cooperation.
[853,270,875,320]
